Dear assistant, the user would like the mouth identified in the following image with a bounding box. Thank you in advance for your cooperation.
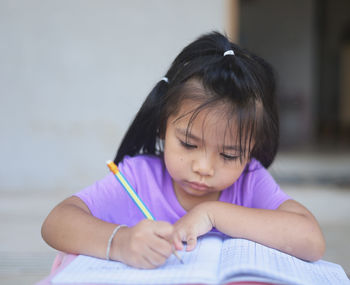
[186,181,210,191]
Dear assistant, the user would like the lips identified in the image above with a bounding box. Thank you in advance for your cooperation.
[186,181,210,191]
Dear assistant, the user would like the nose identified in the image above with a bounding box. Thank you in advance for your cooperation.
[192,154,214,177]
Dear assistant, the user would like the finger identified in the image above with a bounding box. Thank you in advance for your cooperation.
[131,248,156,269]
[153,221,174,240]
[149,236,173,258]
[138,257,155,269]
[173,232,184,251]
[143,246,168,268]
[185,235,197,251]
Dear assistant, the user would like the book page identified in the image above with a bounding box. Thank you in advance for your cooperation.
[219,238,350,285]
[52,233,223,284]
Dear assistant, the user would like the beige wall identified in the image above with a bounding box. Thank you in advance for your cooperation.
[0,0,225,193]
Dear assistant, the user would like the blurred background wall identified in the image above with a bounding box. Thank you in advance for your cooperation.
[240,0,350,149]
[0,0,349,283]
[2,0,349,194]
[0,0,226,194]
[2,0,350,194]
[241,0,316,147]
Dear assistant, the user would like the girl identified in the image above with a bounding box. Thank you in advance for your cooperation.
[42,31,325,269]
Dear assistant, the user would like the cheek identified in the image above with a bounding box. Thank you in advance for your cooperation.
[217,165,246,188]
[164,142,186,176]
[164,154,185,183]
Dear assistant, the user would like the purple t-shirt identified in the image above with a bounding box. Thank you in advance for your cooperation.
[75,155,290,227]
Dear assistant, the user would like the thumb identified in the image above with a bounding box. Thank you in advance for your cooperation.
[185,235,197,252]
[173,232,184,251]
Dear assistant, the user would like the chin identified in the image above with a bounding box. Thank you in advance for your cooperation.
[186,188,214,197]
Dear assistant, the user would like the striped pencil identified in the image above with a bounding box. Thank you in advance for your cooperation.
[106,160,183,264]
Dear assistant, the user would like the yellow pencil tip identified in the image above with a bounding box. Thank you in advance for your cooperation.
[173,251,184,264]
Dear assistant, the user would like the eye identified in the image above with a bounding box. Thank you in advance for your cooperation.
[179,140,197,149]
[220,153,240,161]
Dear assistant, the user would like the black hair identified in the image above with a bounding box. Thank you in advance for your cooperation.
[114,31,279,168]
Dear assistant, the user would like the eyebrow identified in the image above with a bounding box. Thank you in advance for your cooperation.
[175,128,200,141]
[175,127,243,152]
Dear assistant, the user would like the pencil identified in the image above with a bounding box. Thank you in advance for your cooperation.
[106,160,184,264]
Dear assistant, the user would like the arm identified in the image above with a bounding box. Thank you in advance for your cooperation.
[210,199,325,261]
[41,196,175,268]
[173,199,325,262]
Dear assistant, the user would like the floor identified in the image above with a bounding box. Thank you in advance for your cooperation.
[1,150,349,284]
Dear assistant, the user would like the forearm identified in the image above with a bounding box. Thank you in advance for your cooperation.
[42,196,177,269]
[41,196,117,259]
[206,201,325,261]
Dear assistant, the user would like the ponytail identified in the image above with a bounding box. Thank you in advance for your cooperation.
[114,80,167,164]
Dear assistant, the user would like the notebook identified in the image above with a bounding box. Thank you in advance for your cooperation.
[52,233,350,285]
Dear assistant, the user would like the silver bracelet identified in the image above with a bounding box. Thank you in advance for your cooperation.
[106,224,126,260]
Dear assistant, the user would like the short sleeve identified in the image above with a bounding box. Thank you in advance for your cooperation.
[74,173,121,221]
[249,160,291,210]
[73,157,145,226]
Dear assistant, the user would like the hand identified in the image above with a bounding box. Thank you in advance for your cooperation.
[110,219,175,269]
[173,203,214,252]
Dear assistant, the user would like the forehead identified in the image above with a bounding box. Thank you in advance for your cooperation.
[170,99,238,144]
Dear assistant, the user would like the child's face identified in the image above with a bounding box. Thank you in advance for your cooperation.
[163,99,250,209]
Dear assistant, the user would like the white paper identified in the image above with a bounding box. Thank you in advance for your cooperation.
[219,238,350,285]
[52,234,350,285]
[52,234,223,284]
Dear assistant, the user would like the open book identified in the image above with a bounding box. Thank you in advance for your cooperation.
[52,233,349,285]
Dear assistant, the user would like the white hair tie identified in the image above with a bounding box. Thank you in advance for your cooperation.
[161,77,169,83]
[223,50,235,56]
